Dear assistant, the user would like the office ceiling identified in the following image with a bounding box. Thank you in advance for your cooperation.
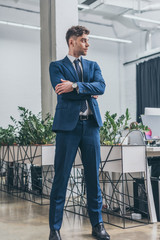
[78,0,160,38]
[0,0,160,38]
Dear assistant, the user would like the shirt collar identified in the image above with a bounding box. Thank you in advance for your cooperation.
[67,54,81,64]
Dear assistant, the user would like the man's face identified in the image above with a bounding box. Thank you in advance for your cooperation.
[70,34,90,57]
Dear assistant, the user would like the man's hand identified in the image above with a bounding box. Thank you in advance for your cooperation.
[55,79,73,95]
[92,95,98,99]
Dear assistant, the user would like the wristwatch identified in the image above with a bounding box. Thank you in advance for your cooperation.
[72,82,78,89]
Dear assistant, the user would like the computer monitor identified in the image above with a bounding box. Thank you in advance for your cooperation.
[141,115,160,140]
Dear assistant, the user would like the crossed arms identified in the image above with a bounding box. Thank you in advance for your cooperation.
[49,61,106,100]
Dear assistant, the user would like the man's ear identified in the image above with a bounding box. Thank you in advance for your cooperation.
[69,37,75,47]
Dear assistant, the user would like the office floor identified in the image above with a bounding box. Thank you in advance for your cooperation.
[0,191,160,240]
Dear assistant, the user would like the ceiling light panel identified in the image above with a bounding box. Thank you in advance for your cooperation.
[78,4,90,9]
[123,14,160,25]
[0,20,40,30]
[89,34,132,43]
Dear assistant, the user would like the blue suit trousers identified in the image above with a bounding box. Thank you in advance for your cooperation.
[49,118,103,230]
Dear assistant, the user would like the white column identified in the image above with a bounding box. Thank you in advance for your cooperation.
[40,0,78,118]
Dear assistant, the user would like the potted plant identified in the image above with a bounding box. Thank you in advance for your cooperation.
[9,106,55,145]
[100,108,131,145]
[0,125,16,146]
[100,109,149,146]
[99,109,149,165]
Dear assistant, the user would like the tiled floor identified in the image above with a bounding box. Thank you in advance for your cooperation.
[0,191,160,240]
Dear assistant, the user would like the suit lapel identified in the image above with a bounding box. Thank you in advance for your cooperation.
[81,57,89,82]
[62,56,79,82]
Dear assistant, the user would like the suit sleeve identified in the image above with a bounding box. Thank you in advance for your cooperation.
[49,62,90,101]
[77,62,106,95]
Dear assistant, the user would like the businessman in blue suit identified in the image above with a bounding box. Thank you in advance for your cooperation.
[49,26,110,240]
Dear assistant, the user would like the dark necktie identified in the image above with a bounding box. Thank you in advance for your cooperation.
[74,59,87,113]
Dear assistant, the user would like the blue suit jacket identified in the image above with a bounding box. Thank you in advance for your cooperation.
[49,56,106,132]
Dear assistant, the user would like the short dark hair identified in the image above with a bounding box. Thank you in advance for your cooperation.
[66,25,90,46]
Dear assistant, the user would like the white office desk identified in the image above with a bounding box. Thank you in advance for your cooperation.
[147,146,160,157]
[74,145,157,225]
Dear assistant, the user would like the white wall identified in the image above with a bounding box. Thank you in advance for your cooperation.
[0,2,41,128]
[0,24,41,128]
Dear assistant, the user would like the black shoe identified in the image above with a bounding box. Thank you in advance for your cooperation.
[49,229,62,240]
[92,223,110,240]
